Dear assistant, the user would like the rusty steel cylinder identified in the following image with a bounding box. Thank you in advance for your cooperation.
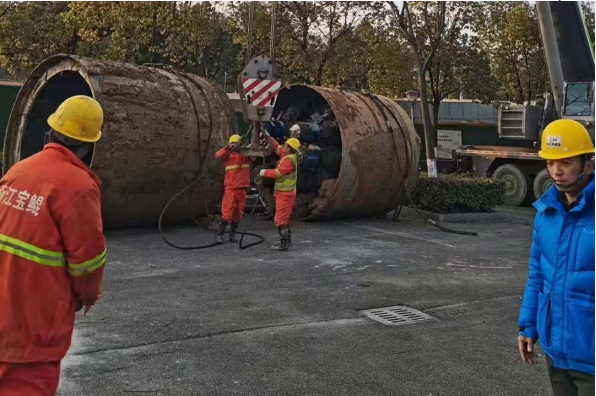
[3,55,236,228]
[273,85,421,220]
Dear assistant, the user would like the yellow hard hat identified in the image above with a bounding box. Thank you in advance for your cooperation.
[539,119,595,160]
[286,137,301,151]
[47,95,103,143]
[228,134,241,144]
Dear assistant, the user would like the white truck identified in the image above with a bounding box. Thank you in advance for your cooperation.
[456,1,594,205]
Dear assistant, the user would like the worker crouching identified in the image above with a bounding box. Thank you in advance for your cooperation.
[215,135,252,243]
[260,137,301,251]
[0,95,107,394]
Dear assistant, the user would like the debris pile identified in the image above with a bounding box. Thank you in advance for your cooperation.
[262,84,420,220]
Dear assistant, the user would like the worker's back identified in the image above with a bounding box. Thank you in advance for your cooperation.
[0,143,105,363]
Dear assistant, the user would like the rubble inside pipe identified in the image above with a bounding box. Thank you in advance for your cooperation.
[260,86,343,218]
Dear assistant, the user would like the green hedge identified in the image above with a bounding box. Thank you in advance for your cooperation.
[409,174,505,213]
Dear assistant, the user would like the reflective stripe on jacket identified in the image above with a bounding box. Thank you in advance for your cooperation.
[215,147,252,189]
[273,155,297,192]
[518,173,595,375]
[263,137,298,192]
[0,144,106,363]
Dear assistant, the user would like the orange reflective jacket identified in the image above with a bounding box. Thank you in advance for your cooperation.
[0,144,106,363]
[215,147,252,189]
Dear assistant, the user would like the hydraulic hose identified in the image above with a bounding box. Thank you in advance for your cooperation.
[238,189,265,250]
[158,118,266,250]
[158,172,219,250]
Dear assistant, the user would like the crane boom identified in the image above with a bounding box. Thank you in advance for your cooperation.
[534,1,594,139]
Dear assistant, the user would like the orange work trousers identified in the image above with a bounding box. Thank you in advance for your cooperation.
[221,188,247,223]
[274,190,296,227]
[0,361,61,396]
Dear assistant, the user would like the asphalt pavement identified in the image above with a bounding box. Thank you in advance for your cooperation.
[57,206,552,396]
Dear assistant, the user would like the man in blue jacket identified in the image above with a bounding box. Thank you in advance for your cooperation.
[518,119,595,395]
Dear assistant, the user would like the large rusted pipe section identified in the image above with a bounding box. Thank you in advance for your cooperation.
[271,85,421,220]
[3,56,420,227]
[3,55,235,228]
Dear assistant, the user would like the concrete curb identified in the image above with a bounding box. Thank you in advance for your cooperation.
[394,206,507,223]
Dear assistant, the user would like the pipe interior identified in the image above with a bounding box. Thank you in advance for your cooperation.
[23,71,94,165]
[271,86,343,217]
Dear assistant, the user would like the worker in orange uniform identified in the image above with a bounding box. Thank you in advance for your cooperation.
[215,134,252,243]
[259,136,301,251]
[0,96,107,395]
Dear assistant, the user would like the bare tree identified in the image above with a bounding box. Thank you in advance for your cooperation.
[390,1,446,178]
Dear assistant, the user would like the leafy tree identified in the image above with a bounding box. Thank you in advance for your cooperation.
[426,2,497,137]
[475,2,548,103]
[0,1,73,79]
[324,20,415,96]
[68,2,176,65]
[581,1,594,46]
[0,1,242,85]
[226,1,387,86]
[67,2,241,84]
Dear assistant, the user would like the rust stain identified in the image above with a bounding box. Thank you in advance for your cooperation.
[275,85,421,220]
[4,55,235,228]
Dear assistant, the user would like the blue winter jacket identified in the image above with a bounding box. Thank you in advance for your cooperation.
[518,173,595,375]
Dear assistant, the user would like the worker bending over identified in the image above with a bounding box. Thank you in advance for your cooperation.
[259,136,301,251]
[215,134,252,243]
[0,96,107,395]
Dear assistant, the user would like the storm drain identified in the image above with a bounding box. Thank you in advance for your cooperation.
[360,306,434,326]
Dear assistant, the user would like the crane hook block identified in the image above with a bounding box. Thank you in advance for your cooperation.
[239,55,281,122]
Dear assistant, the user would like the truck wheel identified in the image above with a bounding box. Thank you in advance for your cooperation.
[533,169,553,200]
[493,164,529,206]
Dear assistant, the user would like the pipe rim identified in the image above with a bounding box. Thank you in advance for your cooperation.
[3,54,100,171]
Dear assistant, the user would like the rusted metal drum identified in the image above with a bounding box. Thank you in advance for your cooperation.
[3,55,236,228]
[273,85,421,220]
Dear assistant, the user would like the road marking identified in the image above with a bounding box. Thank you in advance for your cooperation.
[350,224,456,248]
[446,262,512,269]
[118,269,178,279]
[315,258,353,269]
[427,295,519,311]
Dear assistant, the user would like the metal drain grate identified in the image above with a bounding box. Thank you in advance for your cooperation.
[361,306,434,326]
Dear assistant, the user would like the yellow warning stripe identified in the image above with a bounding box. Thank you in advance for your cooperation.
[225,164,250,171]
[67,249,106,277]
[0,234,64,267]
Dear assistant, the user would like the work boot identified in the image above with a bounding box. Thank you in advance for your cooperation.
[271,226,289,251]
[229,222,239,243]
[216,219,227,244]
[287,226,292,247]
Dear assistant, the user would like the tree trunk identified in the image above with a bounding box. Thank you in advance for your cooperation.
[432,96,441,142]
[417,68,438,177]
[67,29,79,55]
[151,4,158,64]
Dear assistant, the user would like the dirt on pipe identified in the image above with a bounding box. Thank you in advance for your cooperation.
[3,55,237,228]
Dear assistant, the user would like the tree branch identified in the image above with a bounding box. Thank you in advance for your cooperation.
[440,88,458,101]
[391,1,417,51]
[0,2,16,20]
[422,2,446,72]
